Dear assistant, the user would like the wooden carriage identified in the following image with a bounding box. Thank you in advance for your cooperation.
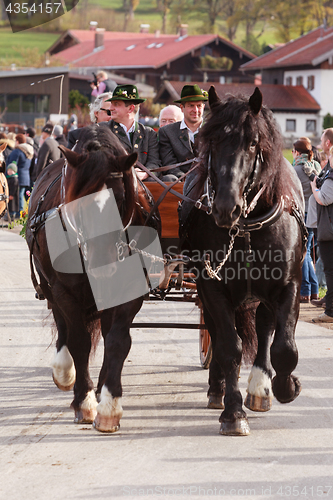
[141,181,212,369]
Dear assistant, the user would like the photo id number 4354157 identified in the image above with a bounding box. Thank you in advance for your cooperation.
[5,3,62,14]
[275,485,332,497]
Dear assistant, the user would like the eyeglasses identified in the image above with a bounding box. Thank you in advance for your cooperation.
[100,108,111,115]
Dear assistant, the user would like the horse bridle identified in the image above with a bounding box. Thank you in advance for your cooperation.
[203,149,307,293]
[206,147,265,219]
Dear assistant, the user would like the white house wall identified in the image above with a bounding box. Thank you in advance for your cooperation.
[284,68,333,119]
[273,111,321,145]
[320,71,333,116]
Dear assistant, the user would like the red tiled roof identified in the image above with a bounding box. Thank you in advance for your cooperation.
[47,29,177,55]
[160,81,320,111]
[51,33,255,68]
[241,25,333,71]
[68,29,156,42]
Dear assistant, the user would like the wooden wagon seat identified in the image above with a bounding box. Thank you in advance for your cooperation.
[144,181,183,239]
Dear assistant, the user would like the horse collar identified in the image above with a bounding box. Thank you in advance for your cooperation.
[203,196,285,283]
[238,196,285,234]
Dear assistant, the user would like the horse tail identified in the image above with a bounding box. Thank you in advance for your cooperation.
[87,315,102,358]
[235,302,258,366]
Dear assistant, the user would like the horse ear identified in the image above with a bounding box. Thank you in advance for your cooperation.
[115,153,138,172]
[58,145,81,168]
[249,87,263,115]
[0,143,7,153]
[208,86,221,109]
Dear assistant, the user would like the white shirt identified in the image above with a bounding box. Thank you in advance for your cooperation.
[180,119,201,143]
[119,121,135,142]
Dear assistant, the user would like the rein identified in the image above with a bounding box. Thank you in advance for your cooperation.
[136,160,211,212]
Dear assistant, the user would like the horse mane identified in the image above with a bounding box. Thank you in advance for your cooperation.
[197,94,295,210]
[64,125,148,225]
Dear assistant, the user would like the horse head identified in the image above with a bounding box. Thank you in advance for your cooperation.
[57,136,139,279]
[203,86,264,228]
[59,141,138,224]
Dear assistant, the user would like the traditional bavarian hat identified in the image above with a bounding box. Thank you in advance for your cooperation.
[105,84,146,104]
[174,84,208,104]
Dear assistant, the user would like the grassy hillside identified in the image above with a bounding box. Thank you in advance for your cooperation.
[0,28,59,67]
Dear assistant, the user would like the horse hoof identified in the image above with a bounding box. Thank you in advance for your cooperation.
[74,408,97,424]
[219,418,250,436]
[52,373,75,392]
[244,393,272,412]
[93,414,121,433]
[272,375,302,403]
[207,395,224,409]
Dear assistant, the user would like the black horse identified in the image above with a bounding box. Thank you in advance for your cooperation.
[26,125,161,432]
[180,87,306,435]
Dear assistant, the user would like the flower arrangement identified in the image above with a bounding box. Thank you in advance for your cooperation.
[115,89,128,97]
[115,88,137,99]
[9,190,30,239]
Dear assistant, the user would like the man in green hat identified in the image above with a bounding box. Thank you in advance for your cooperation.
[103,84,161,180]
[158,84,208,179]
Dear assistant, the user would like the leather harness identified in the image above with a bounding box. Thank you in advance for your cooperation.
[28,156,307,302]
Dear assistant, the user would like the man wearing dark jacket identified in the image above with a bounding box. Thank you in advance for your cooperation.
[25,127,39,186]
[103,84,161,180]
[52,125,67,148]
[158,84,208,179]
[34,123,61,180]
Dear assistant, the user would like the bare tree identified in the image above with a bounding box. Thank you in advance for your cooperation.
[123,0,140,31]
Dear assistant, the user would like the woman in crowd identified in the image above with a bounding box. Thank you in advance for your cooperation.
[292,138,321,303]
[89,92,113,123]
[6,133,34,213]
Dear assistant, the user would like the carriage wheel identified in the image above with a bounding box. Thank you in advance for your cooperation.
[199,307,212,369]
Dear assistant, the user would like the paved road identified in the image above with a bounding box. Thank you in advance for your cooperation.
[1,228,333,500]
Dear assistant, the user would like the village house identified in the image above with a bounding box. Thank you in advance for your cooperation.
[240,24,333,143]
[49,24,256,90]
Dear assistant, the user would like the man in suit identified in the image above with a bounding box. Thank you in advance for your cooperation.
[158,84,208,179]
[104,84,161,180]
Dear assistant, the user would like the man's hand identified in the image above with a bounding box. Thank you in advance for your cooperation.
[135,168,148,181]
[310,176,318,191]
